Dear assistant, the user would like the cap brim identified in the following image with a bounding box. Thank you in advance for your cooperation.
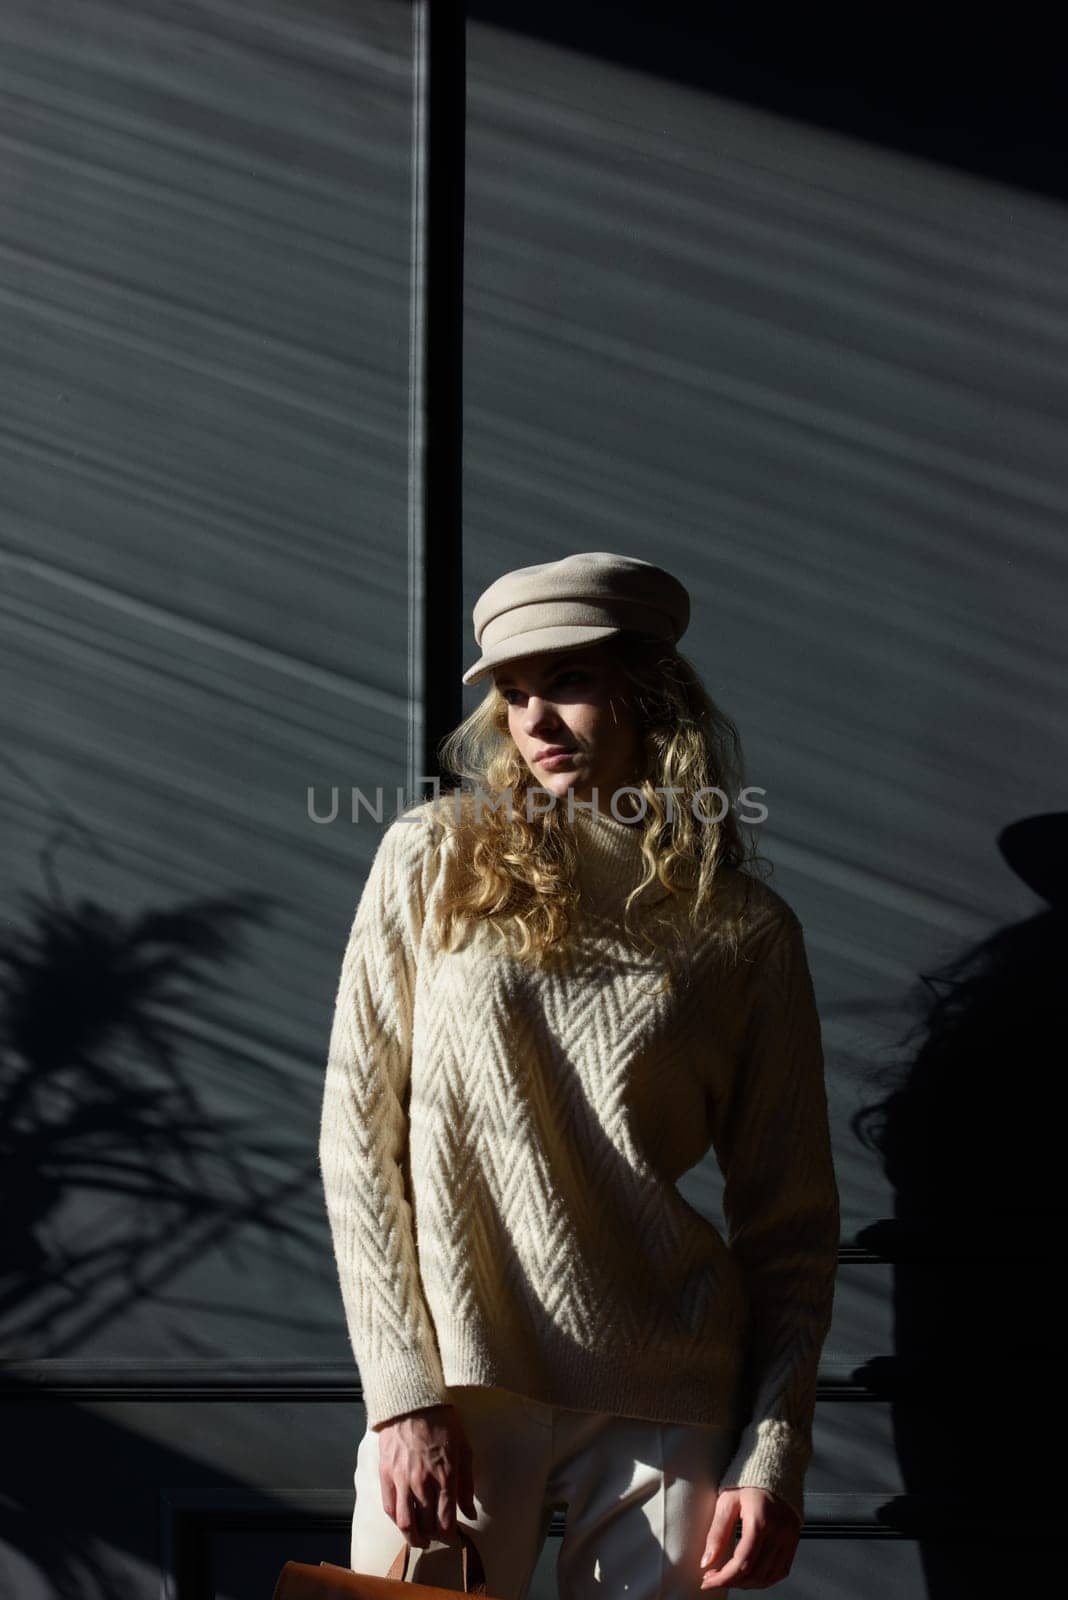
[461,624,622,687]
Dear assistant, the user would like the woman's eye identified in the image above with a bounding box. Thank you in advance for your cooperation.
[501,672,585,704]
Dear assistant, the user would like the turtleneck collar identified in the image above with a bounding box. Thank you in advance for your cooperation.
[570,805,671,912]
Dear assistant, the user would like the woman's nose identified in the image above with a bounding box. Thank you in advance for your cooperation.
[523,698,560,732]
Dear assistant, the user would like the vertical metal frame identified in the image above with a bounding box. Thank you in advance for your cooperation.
[409,0,466,797]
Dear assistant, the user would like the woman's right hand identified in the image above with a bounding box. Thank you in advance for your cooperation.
[375,1403,478,1549]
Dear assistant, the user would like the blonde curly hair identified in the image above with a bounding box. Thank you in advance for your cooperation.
[428,632,771,979]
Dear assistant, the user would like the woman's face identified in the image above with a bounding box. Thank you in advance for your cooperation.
[494,645,644,808]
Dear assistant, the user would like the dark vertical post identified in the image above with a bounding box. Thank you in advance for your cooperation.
[408,0,466,799]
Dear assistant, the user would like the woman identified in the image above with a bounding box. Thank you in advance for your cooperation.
[319,552,840,1598]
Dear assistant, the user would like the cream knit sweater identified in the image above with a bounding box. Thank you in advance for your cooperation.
[318,797,840,1525]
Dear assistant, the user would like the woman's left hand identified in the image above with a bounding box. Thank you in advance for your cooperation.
[699,1485,802,1589]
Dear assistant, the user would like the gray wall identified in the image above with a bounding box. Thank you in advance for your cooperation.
[1,1,415,1594]
[3,2,1064,1596]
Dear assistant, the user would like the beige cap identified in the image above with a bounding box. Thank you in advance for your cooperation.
[462,551,691,686]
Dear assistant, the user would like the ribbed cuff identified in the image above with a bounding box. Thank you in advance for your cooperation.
[717,1418,810,1527]
[359,1347,449,1432]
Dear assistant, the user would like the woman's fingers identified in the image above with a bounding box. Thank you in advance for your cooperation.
[701,1514,759,1588]
[701,1497,798,1590]
[375,1410,477,1549]
[437,1472,456,1535]
[399,1483,432,1547]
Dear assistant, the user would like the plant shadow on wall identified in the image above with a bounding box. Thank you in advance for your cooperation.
[849,813,1066,1593]
[0,831,294,1352]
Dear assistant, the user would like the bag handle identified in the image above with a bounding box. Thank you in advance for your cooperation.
[384,1525,487,1593]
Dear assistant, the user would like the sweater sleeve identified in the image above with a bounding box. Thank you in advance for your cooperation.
[710,910,841,1527]
[318,807,449,1430]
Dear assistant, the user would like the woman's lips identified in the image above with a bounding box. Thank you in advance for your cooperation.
[536,750,578,769]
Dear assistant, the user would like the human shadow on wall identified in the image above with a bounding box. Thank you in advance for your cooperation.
[851,812,1066,1593]
[0,832,296,1349]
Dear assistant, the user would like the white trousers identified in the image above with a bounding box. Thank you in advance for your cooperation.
[351,1383,740,1600]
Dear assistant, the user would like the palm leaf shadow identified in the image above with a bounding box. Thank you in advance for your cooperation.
[0,835,314,1348]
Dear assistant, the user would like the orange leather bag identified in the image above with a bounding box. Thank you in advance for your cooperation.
[272,1526,501,1600]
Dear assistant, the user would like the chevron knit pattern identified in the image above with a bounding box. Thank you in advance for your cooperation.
[318,797,840,1527]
